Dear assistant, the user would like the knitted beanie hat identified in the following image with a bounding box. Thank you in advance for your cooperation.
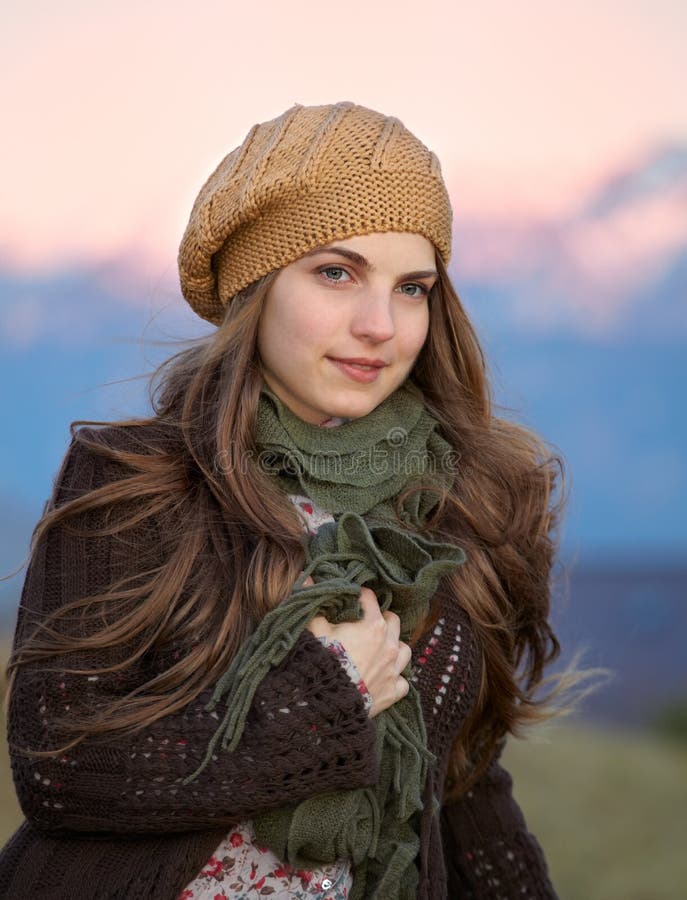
[178,101,453,324]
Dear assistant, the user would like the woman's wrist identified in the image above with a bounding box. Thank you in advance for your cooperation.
[315,635,373,712]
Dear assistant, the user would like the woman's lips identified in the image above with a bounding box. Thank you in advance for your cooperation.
[327,357,384,383]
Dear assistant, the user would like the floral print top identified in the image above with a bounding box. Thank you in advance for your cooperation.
[179,417,375,900]
[177,818,351,900]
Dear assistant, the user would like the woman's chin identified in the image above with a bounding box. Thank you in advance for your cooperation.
[322,394,388,422]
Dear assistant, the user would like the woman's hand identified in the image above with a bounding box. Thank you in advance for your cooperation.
[303,577,412,718]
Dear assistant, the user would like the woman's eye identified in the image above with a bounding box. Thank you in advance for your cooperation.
[319,266,350,283]
[399,283,428,298]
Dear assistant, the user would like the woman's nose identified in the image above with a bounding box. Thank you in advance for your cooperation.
[350,291,395,343]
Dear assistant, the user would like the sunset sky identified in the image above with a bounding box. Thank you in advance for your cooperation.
[2,0,685,273]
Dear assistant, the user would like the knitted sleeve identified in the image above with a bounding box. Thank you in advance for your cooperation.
[8,433,379,835]
[440,739,559,898]
[408,595,559,898]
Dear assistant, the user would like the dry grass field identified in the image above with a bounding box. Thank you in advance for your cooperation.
[502,722,687,899]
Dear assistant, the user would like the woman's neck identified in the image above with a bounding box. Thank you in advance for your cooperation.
[318,414,352,428]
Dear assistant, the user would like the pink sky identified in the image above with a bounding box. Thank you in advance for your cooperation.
[1,0,685,273]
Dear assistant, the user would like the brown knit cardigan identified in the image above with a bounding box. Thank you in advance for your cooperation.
[0,424,559,899]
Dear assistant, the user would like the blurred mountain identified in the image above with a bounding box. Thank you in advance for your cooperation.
[453,140,687,341]
[577,142,687,219]
[548,560,687,729]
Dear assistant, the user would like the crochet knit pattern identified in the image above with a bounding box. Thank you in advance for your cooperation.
[0,422,560,899]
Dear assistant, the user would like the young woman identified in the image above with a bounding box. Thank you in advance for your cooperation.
[1,101,581,899]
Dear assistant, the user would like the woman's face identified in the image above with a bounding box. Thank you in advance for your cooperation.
[256,232,437,424]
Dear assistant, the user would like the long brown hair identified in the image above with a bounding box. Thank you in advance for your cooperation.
[7,253,599,796]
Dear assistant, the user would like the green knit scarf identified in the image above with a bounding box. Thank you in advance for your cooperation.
[186,381,467,899]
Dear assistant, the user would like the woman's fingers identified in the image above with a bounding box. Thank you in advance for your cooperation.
[357,586,383,620]
[304,583,412,716]
[397,641,412,673]
[358,588,401,637]
[395,676,410,701]
[382,610,401,641]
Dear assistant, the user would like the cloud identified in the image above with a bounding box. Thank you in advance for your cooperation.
[453,143,687,339]
[0,256,214,351]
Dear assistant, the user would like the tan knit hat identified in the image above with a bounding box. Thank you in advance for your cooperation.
[178,101,453,324]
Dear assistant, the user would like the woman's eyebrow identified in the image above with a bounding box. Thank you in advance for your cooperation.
[302,246,438,281]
